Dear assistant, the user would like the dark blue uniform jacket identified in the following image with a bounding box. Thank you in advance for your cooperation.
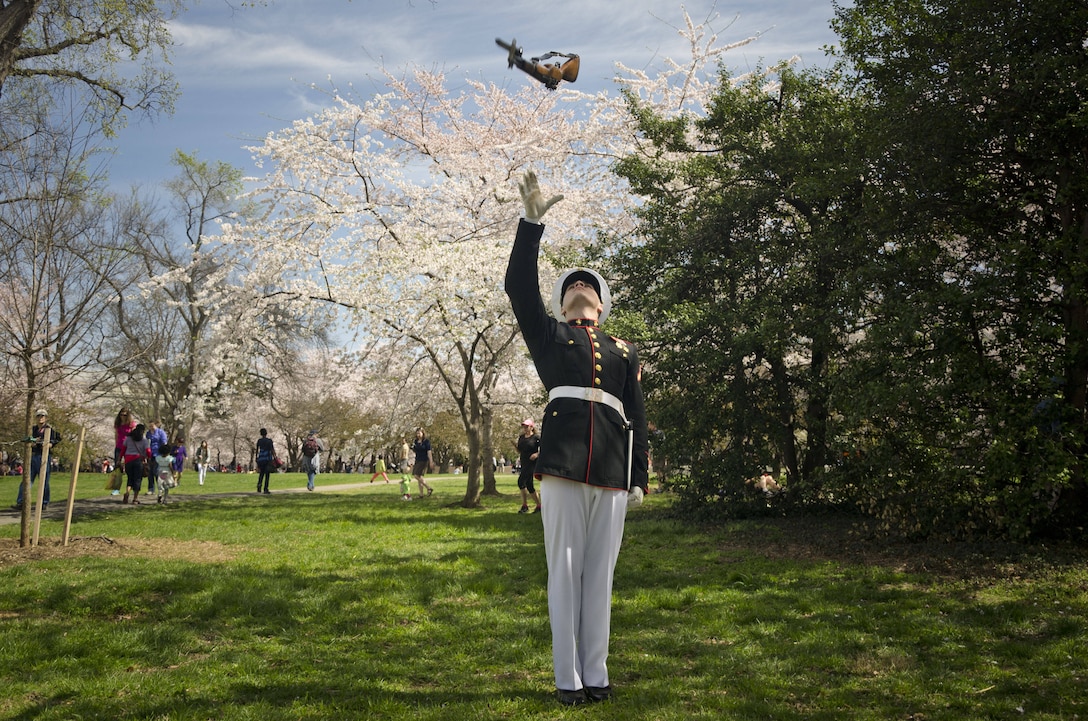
[505,219,649,492]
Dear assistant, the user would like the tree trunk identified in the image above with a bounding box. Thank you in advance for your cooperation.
[0,0,41,92]
[801,339,830,491]
[461,418,482,507]
[768,355,800,486]
[1059,199,1088,515]
[481,404,499,496]
[18,359,36,546]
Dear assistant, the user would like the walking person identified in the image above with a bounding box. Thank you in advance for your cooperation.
[255,428,276,494]
[12,409,59,511]
[121,424,151,505]
[301,431,323,491]
[369,453,390,483]
[146,419,168,497]
[112,408,136,496]
[171,437,187,487]
[195,440,210,485]
[411,427,434,497]
[505,170,649,706]
[514,419,541,514]
[154,444,176,504]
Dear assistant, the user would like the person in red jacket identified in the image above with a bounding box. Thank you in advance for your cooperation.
[505,170,648,706]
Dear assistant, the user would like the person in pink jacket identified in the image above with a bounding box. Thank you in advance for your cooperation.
[112,408,136,496]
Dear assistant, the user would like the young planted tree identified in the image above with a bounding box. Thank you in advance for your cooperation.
[0,97,139,544]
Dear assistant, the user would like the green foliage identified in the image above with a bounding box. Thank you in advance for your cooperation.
[613,2,1088,539]
[2,0,182,135]
[828,0,1088,538]
[613,65,874,522]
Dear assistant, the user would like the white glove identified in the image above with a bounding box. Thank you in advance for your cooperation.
[627,486,644,508]
[518,169,563,223]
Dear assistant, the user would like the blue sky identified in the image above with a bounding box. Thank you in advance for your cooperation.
[110,0,842,190]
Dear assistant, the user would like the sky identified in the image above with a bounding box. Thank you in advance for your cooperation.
[110,0,844,191]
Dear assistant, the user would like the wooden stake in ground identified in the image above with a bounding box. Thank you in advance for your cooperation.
[62,427,86,546]
[31,427,51,547]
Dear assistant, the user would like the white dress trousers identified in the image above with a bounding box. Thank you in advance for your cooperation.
[540,475,629,691]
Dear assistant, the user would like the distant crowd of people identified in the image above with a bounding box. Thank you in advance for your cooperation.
[113,409,187,505]
[10,407,662,518]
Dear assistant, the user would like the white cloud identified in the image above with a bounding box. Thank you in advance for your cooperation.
[170,0,837,90]
[169,21,359,86]
[113,0,841,187]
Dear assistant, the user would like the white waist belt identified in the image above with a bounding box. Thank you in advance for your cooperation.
[548,385,634,490]
[549,385,628,424]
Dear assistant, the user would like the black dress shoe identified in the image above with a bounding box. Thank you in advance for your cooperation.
[585,685,613,702]
[556,688,588,705]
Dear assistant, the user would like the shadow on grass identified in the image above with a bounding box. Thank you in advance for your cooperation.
[2,496,1086,720]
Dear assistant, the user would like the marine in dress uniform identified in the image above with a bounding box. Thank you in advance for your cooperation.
[505,170,649,705]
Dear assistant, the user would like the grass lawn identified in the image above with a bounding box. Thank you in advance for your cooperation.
[1,471,1087,720]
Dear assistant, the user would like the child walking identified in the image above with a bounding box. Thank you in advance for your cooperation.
[370,454,390,483]
[399,474,412,501]
[155,445,177,505]
[171,437,187,487]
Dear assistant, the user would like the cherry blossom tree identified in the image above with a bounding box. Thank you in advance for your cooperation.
[220,75,629,506]
[221,10,761,507]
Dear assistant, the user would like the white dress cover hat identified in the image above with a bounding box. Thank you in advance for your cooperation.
[551,268,612,324]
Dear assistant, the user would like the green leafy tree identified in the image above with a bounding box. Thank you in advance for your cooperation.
[0,0,180,133]
[612,65,873,518]
[832,0,1088,538]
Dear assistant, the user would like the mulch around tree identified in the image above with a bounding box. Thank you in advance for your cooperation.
[0,489,265,568]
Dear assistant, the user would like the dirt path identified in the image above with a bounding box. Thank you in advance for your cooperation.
[0,481,377,527]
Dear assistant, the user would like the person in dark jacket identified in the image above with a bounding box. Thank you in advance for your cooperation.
[515,419,542,513]
[505,169,648,706]
[255,428,275,494]
[13,409,59,510]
